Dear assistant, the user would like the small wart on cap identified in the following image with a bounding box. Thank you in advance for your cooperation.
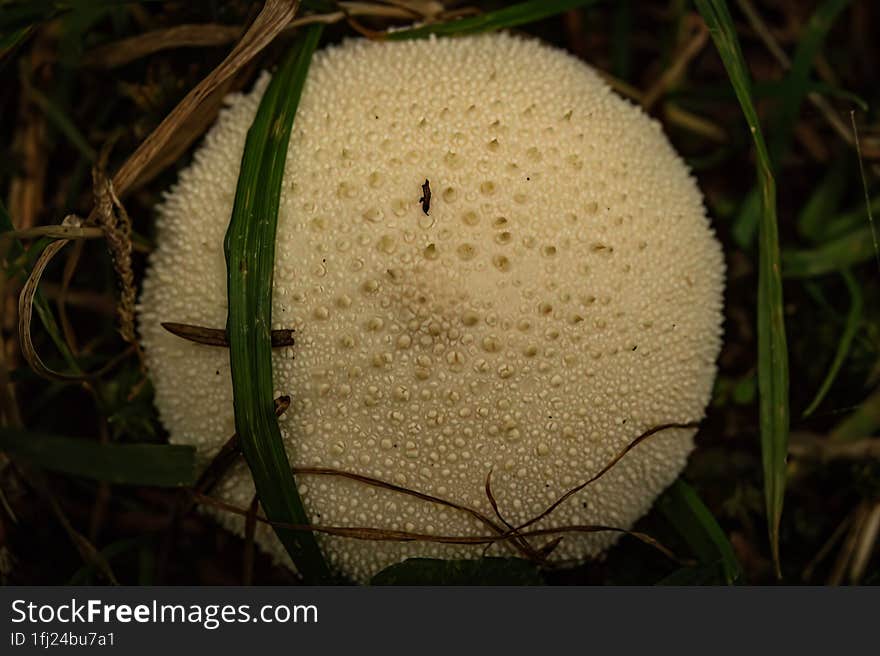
[138,33,725,583]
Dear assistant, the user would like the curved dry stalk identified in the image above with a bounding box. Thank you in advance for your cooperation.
[509,422,700,537]
[16,225,141,382]
[483,469,542,561]
[293,465,509,541]
[17,221,85,382]
[83,24,244,69]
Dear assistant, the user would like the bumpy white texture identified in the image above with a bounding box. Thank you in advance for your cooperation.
[138,33,724,582]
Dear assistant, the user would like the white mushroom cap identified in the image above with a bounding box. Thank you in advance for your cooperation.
[138,33,724,581]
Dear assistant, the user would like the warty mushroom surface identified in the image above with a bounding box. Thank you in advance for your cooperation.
[138,32,725,581]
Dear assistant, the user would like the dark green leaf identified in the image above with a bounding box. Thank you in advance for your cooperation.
[0,428,196,487]
[657,479,742,584]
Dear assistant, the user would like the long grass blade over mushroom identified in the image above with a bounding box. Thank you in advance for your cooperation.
[222,23,329,583]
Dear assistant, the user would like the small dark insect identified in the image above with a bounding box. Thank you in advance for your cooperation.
[419,178,431,215]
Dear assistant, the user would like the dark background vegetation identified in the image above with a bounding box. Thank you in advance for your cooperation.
[0,0,878,585]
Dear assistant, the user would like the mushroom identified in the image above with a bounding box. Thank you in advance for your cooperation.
[138,33,724,582]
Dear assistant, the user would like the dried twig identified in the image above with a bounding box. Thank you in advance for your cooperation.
[849,501,880,584]
[83,23,244,69]
[596,70,726,142]
[510,422,699,537]
[162,322,295,348]
[789,432,880,462]
[81,1,430,69]
[2,225,104,241]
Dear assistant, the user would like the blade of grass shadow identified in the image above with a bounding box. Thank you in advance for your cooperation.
[223,23,329,583]
[386,0,601,40]
[695,0,789,577]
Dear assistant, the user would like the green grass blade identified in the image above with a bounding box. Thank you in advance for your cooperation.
[386,0,600,40]
[695,0,789,577]
[802,271,862,418]
[730,0,852,248]
[657,479,742,584]
[222,23,329,583]
[0,428,196,486]
[0,25,31,59]
[22,75,96,162]
[770,0,852,163]
[782,226,878,278]
[808,80,868,112]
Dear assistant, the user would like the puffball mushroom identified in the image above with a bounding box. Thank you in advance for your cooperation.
[138,33,724,581]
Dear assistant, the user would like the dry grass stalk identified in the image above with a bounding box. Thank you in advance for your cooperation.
[101,0,301,203]
[83,23,244,69]
[641,13,709,110]
[16,222,83,382]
